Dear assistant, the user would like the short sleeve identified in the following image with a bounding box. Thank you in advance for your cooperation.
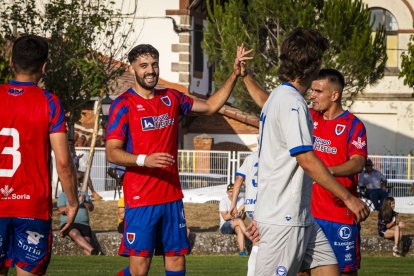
[44,91,66,133]
[168,89,194,116]
[348,118,368,158]
[106,96,129,141]
[279,97,313,156]
[219,198,228,212]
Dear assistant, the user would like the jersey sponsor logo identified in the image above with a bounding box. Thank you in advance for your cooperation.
[276,266,287,276]
[126,232,135,244]
[351,137,366,149]
[26,231,44,245]
[8,87,24,96]
[335,124,346,135]
[141,114,174,131]
[0,185,30,200]
[160,96,172,107]
[136,104,145,111]
[334,240,355,249]
[245,198,256,205]
[313,136,337,154]
[338,225,352,241]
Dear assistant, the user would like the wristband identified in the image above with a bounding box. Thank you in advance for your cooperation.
[136,154,147,167]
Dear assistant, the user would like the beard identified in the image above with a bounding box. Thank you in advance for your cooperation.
[135,72,158,90]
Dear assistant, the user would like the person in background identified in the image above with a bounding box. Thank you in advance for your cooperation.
[378,197,405,257]
[57,189,100,255]
[359,159,388,211]
[230,151,259,275]
[220,184,248,256]
[73,154,103,201]
[117,196,125,234]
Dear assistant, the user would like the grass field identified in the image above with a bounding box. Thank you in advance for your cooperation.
[6,255,414,275]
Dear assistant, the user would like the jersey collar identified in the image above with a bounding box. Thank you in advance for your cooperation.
[9,80,36,86]
[282,82,300,93]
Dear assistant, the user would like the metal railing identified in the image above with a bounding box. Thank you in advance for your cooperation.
[51,148,414,212]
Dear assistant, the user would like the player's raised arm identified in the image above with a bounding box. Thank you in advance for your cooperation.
[191,45,252,115]
[50,133,79,234]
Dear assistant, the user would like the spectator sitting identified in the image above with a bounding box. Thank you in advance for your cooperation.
[219,184,248,256]
[73,154,103,201]
[58,190,100,255]
[378,196,405,257]
[359,158,387,211]
[117,196,125,234]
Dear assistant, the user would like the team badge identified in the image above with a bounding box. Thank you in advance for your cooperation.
[126,232,135,244]
[335,124,346,135]
[160,96,171,107]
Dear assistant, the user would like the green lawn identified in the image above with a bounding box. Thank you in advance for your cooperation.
[6,255,414,275]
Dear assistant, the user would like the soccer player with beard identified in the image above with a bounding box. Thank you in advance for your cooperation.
[236,28,369,275]
[106,44,251,276]
[0,35,78,276]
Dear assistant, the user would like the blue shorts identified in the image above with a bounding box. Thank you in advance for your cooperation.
[220,221,234,234]
[314,218,360,273]
[119,200,190,257]
[0,218,52,275]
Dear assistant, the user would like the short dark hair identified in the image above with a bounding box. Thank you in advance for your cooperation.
[278,28,329,85]
[317,68,345,92]
[12,34,48,74]
[128,44,159,64]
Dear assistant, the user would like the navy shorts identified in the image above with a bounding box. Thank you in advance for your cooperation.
[314,218,360,273]
[0,217,52,275]
[118,200,190,257]
[220,221,235,234]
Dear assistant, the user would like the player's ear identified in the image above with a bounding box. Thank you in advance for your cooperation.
[331,90,340,102]
[128,64,135,75]
[41,62,47,75]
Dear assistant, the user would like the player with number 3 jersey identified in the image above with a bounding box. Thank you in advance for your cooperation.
[0,35,78,276]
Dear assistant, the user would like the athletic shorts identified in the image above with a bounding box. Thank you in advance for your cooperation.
[118,200,190,257]
[256,221,337,276]
[60,223,92,238]
[220,221,235,234]
[314,218,361,273]
[0,217,52,275]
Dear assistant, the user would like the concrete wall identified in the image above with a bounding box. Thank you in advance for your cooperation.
[52,231,414,256]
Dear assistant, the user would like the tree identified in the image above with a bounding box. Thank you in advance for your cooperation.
[204,0,387,114]
[0,0,135,141]
[400,34,414,89]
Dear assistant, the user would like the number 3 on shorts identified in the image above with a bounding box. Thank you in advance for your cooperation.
[0,127,21,177]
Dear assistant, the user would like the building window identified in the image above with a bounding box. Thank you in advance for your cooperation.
[370,8,399,69]
[193,23,204,78]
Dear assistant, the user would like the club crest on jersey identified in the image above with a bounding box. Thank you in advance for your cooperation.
[126,232,135,244]
[335,124,346,135]
[160,96,171,107]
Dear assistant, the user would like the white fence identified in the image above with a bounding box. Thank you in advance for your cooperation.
[63,148,414,213]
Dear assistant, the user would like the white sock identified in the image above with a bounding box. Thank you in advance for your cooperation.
[247,245,259,276]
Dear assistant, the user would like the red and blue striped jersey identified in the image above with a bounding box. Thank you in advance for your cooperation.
[106,88,193,207]
[310,109,367,224]
[0,80,66,220]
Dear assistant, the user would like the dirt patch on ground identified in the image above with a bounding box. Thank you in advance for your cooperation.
[52,200,414,236]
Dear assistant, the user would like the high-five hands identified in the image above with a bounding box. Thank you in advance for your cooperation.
[234,44,252,77]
